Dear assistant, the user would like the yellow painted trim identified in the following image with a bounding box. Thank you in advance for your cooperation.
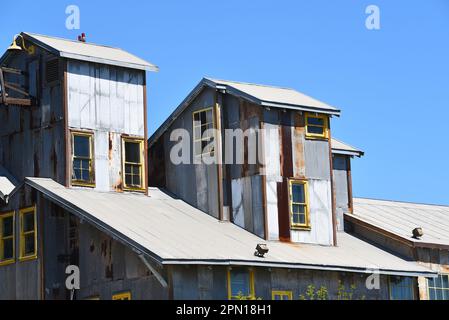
[288,179,310,229]
[192,107,216,157]
[121,137,145,191]
[0,211,15,266]
[227,268,255,300]
[19,206,37,262]
[272,290,293,300]
[71,131,95,187]
[112,291,131,300]
[305,113,329,140]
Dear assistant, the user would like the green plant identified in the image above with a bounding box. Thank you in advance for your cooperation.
[299,281,363,300]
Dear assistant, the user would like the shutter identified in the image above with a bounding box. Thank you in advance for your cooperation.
[45,59,59,84]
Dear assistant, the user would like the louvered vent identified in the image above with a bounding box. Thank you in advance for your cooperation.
[45,59,59,84]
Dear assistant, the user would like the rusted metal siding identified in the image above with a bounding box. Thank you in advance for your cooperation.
[66,60,146,192]
[159,87,219,218]
[0,48,66,185]
[38,194,168,300]
[0,185,40,299]
[333,154,350,231]
[149,86,335,245]
[260,109,334,245]
[77,222,168,300]
[171,265,394,300]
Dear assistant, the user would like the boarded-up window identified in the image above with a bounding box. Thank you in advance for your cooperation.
[192,108,215,157]
[122,138,144,190]
[45,59,59,84]
[72,132,94,186]
[0,211,14,264]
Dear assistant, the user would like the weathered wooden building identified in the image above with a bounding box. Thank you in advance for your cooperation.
[148,78,436,299]
[0,32,438,300]
[345,199,449,300]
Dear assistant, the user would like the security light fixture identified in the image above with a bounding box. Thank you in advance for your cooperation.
[254,243,269,258]
[412,227,423,239]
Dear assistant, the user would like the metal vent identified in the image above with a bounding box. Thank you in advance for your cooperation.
[45,59,59,84]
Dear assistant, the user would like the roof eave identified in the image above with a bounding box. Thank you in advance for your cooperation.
[21,32,159,72]
[25,177,164,265]
[149,78,341,147]
[332,149,364,157]
[162,259,436,278]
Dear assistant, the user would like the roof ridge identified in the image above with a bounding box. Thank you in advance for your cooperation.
[205,77,296,91]
[354,197,449,208]
[24,32,122,50]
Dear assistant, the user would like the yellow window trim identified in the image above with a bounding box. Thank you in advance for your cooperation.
[305,113,329,140]
[19,206,37,262]
[112,291,131,300]
[227,268,255,300]
[272,290,293,300]
[0,211,15,266]
[288,179,310,229]
[121,137,145,192]
[71,131,95,187]
[192,107,216,157]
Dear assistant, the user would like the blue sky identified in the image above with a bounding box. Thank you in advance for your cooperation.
[1,1,448,204]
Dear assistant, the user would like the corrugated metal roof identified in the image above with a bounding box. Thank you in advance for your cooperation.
[348,198,449,248]
[331,138,364,157]
[19,32,158,72]
[26,177,434,277]
[149,77,340,147]
[206,78,339,114]
[0,165,18,202]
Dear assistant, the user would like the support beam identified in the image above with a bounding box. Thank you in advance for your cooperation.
[138,254,168,288]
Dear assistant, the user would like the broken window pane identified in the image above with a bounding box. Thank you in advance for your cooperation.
[74,135,90,157]
[125,141,140,163]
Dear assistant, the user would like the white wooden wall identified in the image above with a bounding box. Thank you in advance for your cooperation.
[66,60,145,192]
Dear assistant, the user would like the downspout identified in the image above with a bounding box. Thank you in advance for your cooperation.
[138,254,168,288]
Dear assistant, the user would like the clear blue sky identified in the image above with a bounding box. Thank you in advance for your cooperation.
[1,1,448,205]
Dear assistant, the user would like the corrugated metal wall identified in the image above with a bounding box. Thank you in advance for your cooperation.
[171,265,392,300]
[66,60,146,192]
[160,87,220,218]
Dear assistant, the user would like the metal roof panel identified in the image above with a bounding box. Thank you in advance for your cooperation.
[22,32,158,72]
[25,177,434,277]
